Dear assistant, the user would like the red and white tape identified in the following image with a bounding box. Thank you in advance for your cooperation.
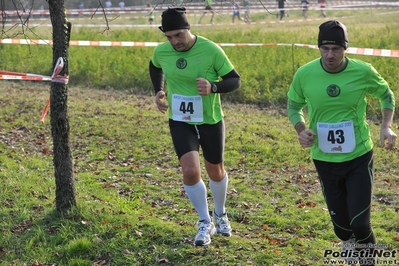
[0,71,52,81]
[0,57,69,83]
[1,38,398,58]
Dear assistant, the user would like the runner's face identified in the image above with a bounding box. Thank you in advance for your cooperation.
[319,44,346,72]
[165,29,192,52]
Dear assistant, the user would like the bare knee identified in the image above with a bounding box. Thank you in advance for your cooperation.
[180,152,201,185]
[205,161,225,181]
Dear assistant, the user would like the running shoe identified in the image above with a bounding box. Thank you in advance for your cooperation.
[341,235,359,264]
[213,211,232,236]
[194,220,216,246]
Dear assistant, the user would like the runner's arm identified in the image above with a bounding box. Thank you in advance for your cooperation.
[287,98,307,134]
[149,60,165,94]
[212,69,241,93]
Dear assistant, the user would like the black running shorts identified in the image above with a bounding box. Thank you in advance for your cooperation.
[169,119,225,164]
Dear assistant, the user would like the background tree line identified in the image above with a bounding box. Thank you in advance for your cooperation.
[2,0,152,10]
[2,0,391,11]
[2,0,209,11]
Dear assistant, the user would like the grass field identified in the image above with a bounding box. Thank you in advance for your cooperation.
[1,6,399,266]
[0,82,398,265]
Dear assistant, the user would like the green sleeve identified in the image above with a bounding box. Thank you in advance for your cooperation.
[379,88,395,111]
[287,99,307,126]
[367,65,395,111]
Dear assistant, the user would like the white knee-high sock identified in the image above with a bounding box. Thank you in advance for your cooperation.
[209,172,228,216]
[184,180,211,222]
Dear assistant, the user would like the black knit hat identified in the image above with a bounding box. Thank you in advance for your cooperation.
[318,20,349,49]
[159,7,190,32]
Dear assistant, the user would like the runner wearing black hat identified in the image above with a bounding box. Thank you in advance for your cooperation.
[287,20,396,266]
[149,7,241,246]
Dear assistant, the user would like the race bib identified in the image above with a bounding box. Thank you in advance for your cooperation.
[171,94,204,122]
[316,121,355,153]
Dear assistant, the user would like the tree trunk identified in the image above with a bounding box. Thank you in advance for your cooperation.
[48,0,76,212]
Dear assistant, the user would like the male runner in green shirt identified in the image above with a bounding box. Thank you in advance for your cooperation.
[149,7,241,246]
[287,20,396,266]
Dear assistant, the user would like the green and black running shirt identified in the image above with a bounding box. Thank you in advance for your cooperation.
[287,57,395,163]
[151,36,235,125]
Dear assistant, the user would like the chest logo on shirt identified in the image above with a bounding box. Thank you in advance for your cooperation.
[176,58,187,69]
[326,84,341,97]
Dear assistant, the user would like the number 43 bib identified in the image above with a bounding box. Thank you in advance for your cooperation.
[171,94,204,122]
[316,121,356,153]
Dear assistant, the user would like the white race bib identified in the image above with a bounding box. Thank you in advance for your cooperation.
[316,121,355,153]
[171,94,203,122]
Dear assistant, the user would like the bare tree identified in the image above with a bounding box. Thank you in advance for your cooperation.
[48,0,76,212]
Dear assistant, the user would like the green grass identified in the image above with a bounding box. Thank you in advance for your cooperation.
[0,82,398,265]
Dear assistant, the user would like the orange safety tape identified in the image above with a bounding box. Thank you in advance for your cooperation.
[40,57,68,123]
[1,39,398,58]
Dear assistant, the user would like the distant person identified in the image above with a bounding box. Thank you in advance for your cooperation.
[78,2,84,9]
[301,0,309,18]
[147,4,155,25]
[242,0,251,23]
[231,0,243,23]
[149,7,241,246]
[37,4,44,18]
[118,1,125,8]
[319,0,327,17]
[277,0,286,20]
[198,0,215,25]
[105,0,112,8]
[287,20,396,266]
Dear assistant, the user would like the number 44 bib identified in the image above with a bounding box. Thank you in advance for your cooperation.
[316,121,356,153]
[171,94,204,122]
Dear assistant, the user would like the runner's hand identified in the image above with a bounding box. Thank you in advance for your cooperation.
[196,78,211,96]
[380,127,397,150]
[156,90,168,113]
[298,129,317,148]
